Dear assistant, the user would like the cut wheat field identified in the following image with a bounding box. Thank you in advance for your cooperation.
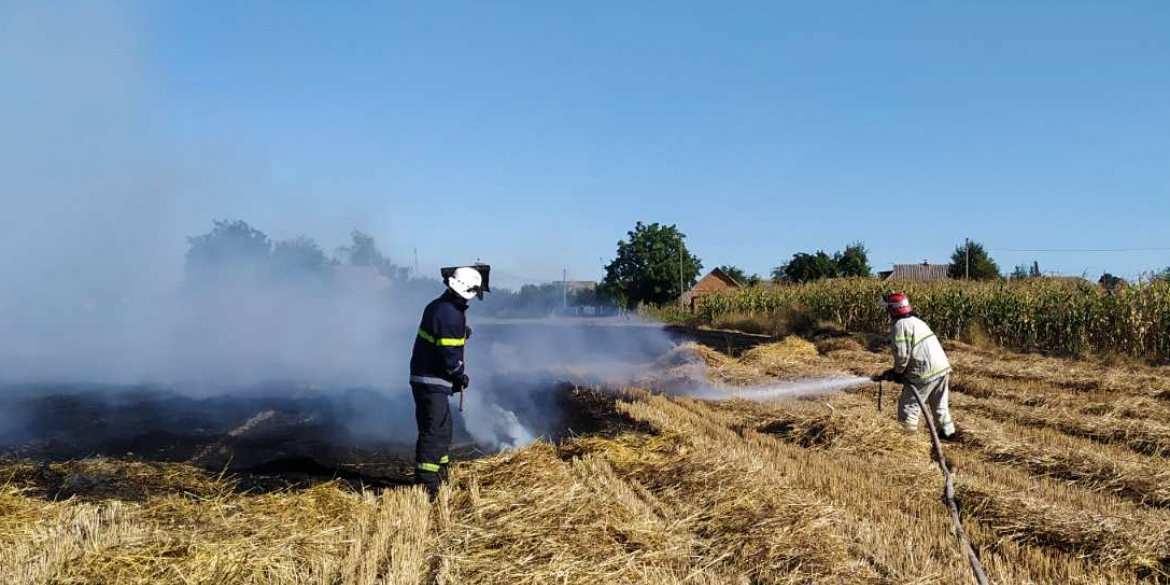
[4,336,1170,584]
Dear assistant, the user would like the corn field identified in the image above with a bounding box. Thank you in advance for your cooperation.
[696,279,1170,359]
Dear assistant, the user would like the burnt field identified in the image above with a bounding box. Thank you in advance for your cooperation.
[0,320,677,495]
[1,383,425,492]
[0,381,640,497]
[4,326,1170,584]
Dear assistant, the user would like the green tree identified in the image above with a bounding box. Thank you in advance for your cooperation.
[947,241,1001,280]
[1011,260,1042,280]
[270,236,332,280]
[516,283,562,315]
[774,251,837,283]
[834,242,872,277]
[600,222,702,309]
[571,284,602,306]
[185,220,272,278]
[1099,273,1126,292]
[1149,267,1170,283]
[335,230,409,280]
[717,265,749,286]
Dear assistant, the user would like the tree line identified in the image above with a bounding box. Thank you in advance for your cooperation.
[184,220,613,317]
[185,220,412,284]
[185,219,1169,314]
[596,221,1170,309]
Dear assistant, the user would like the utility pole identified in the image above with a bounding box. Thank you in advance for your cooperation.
[563,268,568,309]
[965,238,970,280]
[414,247,419,277]
[678,236,685,306]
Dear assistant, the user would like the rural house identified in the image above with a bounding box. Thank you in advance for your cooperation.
[880,263,951,283]
[563,281,598,293]
[682,267,742,313]
[1046,275,1091,285]
[333,265,394,293]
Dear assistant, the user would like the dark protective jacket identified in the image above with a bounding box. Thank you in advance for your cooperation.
[409,290,469,391]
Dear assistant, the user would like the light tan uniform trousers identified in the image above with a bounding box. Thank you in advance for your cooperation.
[898,374,955,435]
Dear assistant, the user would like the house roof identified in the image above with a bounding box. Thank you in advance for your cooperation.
[681,268,743,301]
[704,267,743,289]
[563,280,598,291]
[884,264,951,282]
[1047,275,1090,284]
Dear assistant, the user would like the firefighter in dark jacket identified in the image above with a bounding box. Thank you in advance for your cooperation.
[409,266,482,496]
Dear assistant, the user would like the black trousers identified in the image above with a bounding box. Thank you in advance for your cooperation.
[411,383,453,494]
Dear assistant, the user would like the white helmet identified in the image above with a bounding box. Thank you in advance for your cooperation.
[447,266,484,300]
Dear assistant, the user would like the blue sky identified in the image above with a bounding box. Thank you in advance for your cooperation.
[4,1,1169,288]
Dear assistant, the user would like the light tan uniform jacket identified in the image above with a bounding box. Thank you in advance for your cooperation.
[890,315,951,383]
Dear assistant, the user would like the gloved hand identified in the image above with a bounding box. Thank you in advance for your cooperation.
[465,326,473,340]
[874,368,904,383]
[452,373,470,393]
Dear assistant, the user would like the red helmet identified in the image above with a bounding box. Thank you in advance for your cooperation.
[884,292,912,317]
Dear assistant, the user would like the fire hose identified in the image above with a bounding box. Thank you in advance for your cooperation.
[874,373,992,585]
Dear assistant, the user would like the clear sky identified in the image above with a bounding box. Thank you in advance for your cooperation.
[4,1,1169,288]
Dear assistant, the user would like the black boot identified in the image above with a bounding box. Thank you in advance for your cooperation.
[415,469,441,500]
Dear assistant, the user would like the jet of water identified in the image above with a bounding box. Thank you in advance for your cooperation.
[687,376,872,402]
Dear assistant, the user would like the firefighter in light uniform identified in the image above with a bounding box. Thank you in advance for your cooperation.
[409,267,481,496]
[878,292,959,441]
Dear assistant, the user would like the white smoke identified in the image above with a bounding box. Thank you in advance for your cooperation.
[0,2,608,454]
[6,1,840,459]
[456,319,676,450]
[463,402,536,452]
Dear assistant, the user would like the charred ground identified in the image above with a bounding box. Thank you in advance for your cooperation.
[4,330,1170,584]
[0,381,635,497]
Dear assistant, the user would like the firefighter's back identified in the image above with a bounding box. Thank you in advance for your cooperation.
[895,316,951,383]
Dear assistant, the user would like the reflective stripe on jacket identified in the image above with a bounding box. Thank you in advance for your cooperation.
[890,314,951,383]
[409,290,469,387]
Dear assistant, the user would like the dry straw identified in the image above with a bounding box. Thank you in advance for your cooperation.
[5,333,1170,583]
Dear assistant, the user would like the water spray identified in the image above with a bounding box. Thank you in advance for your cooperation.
[689,375,872,402]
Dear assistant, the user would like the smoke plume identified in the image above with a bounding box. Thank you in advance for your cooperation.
[0,2,691,457]
[6,3,815,460]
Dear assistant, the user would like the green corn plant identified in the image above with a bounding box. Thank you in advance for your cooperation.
[695,278,1170,360]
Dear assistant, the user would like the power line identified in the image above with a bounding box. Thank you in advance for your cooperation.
[990,247,1170,253]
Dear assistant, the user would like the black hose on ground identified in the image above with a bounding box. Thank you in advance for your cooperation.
[909,386,992,585]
